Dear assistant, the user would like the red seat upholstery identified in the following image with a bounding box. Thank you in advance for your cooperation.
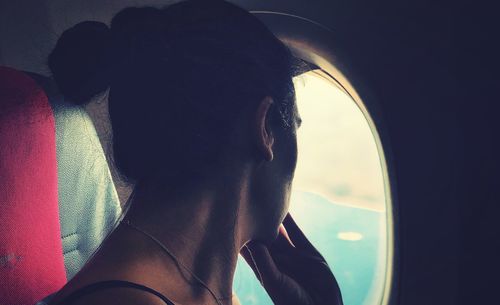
[0,67,66,305]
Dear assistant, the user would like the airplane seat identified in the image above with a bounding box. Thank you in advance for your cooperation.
[26,72,122,282]
[0,66,67,305]
[0,66,122,304]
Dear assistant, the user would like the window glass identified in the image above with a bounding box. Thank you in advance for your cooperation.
[233,71,389,305]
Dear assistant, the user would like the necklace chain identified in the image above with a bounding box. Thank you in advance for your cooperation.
[122,219,226,305]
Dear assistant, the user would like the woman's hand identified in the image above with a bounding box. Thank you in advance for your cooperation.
[240,213,343,305]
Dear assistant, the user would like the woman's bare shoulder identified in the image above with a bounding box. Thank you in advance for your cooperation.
[50,285,169,305]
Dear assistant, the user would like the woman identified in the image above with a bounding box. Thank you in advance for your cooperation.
[47,1,343,304]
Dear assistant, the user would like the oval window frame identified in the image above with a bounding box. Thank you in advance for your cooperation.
[251,11,398,305]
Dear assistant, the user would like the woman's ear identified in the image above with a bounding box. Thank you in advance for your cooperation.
[255,96,275,162]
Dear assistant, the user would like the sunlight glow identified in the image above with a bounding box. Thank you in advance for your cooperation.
[337,231,364,241]
[293,72,385,211]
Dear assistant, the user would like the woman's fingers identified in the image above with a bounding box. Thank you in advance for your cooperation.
[283,213,322,256]
[241,241,281,287]
[241,241,315,305]
[271,225,297,254]
[240,243,261,281]
[278,223,295,247]
[241,216,343,305]
[241,232,314,287]
[241,215,324,286]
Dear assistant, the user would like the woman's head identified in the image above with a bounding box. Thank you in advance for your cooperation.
[49,0,302,240]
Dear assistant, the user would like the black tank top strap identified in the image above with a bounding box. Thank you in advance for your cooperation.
[54,280,175,305]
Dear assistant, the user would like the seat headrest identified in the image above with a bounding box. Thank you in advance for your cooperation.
[0,66,66,305]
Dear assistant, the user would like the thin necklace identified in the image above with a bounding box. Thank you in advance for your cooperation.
[122,219,228,305]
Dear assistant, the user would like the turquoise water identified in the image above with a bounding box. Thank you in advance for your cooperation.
[233,191,387,305]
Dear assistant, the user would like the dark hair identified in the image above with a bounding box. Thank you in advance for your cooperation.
[49,0,299,185]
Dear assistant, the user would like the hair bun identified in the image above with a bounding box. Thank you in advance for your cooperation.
[48,21,111,105]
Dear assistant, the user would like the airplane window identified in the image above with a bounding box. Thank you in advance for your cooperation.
[233,71,391,305]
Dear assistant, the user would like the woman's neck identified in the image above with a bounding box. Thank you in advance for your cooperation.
[118,176,253,304]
